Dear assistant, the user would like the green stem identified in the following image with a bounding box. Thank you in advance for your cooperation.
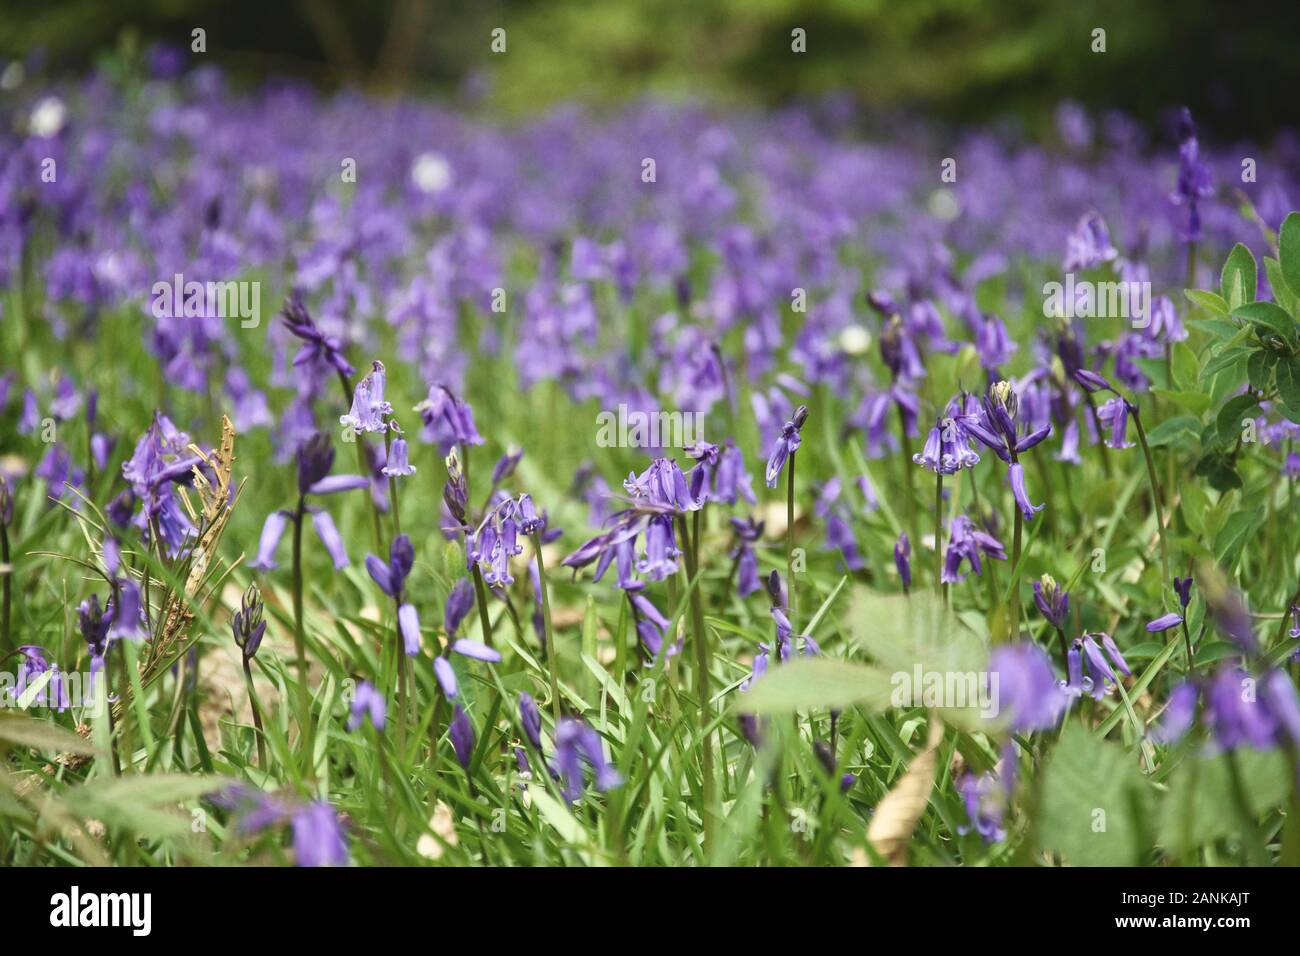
[291,495,312,748]
[243,656,267,768]
[786,450,797,618]
[679,512,716,851]
[0,522,10,653]
[470,563,495,649]
[934,470,945,601]
[532,533,561,725]
[1009,497,1024,642]
[1130,403,1172,593]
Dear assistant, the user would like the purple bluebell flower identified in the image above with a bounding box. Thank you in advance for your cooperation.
[764,405,808,488]
[1059,641,1098,700]
[1007,462,1044,520]
[1032,575,1069,630]
[1173,576,1193,610]
[340,361,393,435]
[450,704,475,769]
[957,771,1007,843]
[967,381,1052,465]
[894,531,911,591]
[1151,681,1198,744]
[943,515,1006,583]
[553,717,622,802]
[452,639,501,662]
[291,801,348,867]
[1146,612,1184,633]
[296,432,368,497]
[251,510,291,570]
[1205,666,1276,750]
[381,437,416,478]
[1170,107,1213,243]
[415,384,484,454]
[519,692,543,749]
[347,681,387,731]
[433,656,459,698]
[366,534,421,656]
[231,583,266,662]
[730,515,764,598]
[625,458,703,512]
[444,578,475,636]
[1063,211,1118,272]
[1072,368,1116,395]
[989,643,1067,730]
[1096,397,1135,449]
[491,447,524,485]
[913,409,981,475]
[1079,633,1126,692]
[283,294,354,378]
[310,510,349,569]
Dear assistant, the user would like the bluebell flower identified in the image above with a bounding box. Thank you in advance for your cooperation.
[764,405,808,488]
[347,681,387,731]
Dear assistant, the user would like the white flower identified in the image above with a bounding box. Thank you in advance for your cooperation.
[411,152,453,194]
[29,96,66,137]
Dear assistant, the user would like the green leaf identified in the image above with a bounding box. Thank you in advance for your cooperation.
[848,589,987,677]
[0,715,99,755]
[1220,242,1256,311]
[1213,506,1264,569]
[1038,724,1153,866]
[1264,256,1298,316]
[1150,388,1210,415]
[1143,414,1200,448]
[1171,341,1200,391]
[1179,480,1210,536]
[1160,749,1290,858]
[1215,392,1261,446]
[1277,355,1300,418]
[1184,288,1229,316]
[1233,300,1298,346]
[1279,211,1300,299]
[1186,316,1238,339]
[1246,349,1277,391]
[736,657,893,715]
[1198,347,1250,386]
[1194,452,1242,492]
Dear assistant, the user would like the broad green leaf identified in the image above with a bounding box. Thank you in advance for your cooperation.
[1265,256,1298,316]
[1178,480,1210,536]
[1038,724,1153,866]
[1277,355,1300,418]
[1160,749,1290,859]
[1246,349,1276,391]
[1183,288,1229,317]
[1279,211,1300,299]
[1220,242,1256,311]
[848,590,987,678]
[1150,388,1209,415]
[737,657,893,715]
[1233,300,1298,346]
[0,715,99,755]
[1143,414,1200,448]
[1215,392,1261,446]
[1171,341,1199,391]
[1213,506,1264,569]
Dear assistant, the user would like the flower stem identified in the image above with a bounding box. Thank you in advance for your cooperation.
[786,450,797,617]
[242,656,267,768]
[0,522,10,653]
[532,532,561,725]
[1009,498,1024,642]
[679,511,716,850]
[1130,403,1172,592]
[291,495,312,747]
[470,563,495,649]
[395,601,409,755]
[1082,394,1113,478]
[384,429,401,540]
[934,470,945,602]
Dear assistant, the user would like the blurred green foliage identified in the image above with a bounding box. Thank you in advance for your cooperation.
[1,0,1295,137]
